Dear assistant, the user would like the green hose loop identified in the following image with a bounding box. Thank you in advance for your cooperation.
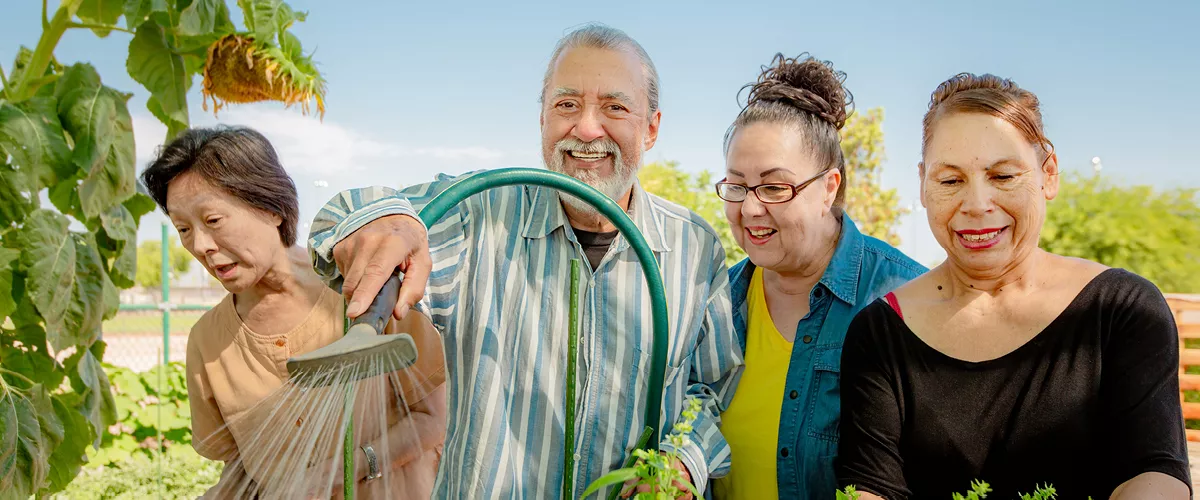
[415,167,671,455]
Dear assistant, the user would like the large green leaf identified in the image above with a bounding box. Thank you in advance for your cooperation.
[65,342,117,447]
[0,326,64,389]
[53,64,102,102]
[100,205,138,288]
[43,395,92,494]
[0,248,18,320]
[128,20,190,136]
[0,391,16,481]
[237,0,303,42]
[100,204,137,243]
[76,0,126,37]
[0,167,32,228]
[0,395,47,497]
[68,233,120,345]
[19,210,76,344]
[177,0,220,35]
[58,84,137,219]
[0,98,75,191]
[123,0,168,29]
[48,173,85,221]
[124,192,158,225]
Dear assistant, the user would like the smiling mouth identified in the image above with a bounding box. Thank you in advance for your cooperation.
[567,151,611,161]
[747,228,777,238]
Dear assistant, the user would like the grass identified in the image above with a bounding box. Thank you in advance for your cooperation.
[103,311,207,337]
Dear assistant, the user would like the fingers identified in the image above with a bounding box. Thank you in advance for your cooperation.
[394,246,432,320]
[347,257,395,319]
[341,244,379,317]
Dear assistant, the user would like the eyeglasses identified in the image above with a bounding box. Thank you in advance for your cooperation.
[714,168,831,204]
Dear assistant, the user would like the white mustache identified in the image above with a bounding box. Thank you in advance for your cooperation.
[555,138,619,156]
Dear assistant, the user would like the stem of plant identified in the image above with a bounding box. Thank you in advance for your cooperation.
[12,0,84,102]
[66,22,136,35]
[42,0,49,30]
[0,63,10,100]
[0,367,35,386]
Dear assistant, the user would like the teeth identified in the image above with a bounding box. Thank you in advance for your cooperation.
[748,228,776,237]
[569,151,608,159]
[962,230,1000,242]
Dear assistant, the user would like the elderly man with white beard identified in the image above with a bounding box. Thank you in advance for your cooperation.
[306,24,744,499]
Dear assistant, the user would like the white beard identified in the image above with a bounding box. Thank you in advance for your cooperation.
[546,137,639,216]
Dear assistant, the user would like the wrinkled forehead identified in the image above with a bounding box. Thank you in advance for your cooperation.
[925,113,1042,169]
[544,46,648,107]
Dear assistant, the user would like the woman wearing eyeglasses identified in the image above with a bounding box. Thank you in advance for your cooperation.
[711,54,925,500]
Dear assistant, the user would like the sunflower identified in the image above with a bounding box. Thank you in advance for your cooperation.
[201,34,327,119]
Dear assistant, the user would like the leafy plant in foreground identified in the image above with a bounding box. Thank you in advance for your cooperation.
[838,480,1068,500]
[582,397,703,499]
[0,0,323,495]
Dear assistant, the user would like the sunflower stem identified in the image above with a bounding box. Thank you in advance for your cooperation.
[0,63,10,100]
[11,0,83,102]
[67,22,136,35]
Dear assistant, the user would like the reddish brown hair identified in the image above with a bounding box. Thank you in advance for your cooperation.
[922,73,1054,160]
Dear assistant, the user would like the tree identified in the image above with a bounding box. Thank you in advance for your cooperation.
[1040,172,1200,293]
[637,106,907,266]
[0,1,324,495]
[840,108,908,246]
[639,161,746,266]
[135,239,193,289]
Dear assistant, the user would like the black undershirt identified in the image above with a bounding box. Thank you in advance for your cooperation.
[572,228,619,271]
[837,268,1191,499]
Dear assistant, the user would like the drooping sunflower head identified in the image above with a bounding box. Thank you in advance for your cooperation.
[202,34,327,119]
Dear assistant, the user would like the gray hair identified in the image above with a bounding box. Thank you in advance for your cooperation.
[540,24,660,114]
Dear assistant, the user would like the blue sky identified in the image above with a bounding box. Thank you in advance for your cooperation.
[3,0,1197,267]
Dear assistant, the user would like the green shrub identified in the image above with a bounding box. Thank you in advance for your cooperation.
[54,445,221,499]
[51,362,222,498]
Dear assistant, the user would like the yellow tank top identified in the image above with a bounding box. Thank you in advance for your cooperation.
[714,267,793,500]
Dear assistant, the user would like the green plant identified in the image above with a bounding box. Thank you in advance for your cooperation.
[581,397,703,499]
[91,362,191,466]
[51,362,219,499]
[838,480,1067,500]
[54,444,222,499]
[0,1,322,495]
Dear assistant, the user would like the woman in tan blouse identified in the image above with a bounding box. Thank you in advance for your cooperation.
[140,126,446,498]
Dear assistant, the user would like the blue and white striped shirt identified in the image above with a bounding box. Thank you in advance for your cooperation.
[308,170,744,499]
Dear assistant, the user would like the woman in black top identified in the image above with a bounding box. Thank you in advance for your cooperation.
[835,73,1190,499]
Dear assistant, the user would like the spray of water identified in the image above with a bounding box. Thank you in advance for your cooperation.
[193,350,442,499]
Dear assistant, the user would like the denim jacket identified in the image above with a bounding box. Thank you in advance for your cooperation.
[726,214,926,499]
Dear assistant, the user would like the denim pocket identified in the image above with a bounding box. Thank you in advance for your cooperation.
[806,346,842,442]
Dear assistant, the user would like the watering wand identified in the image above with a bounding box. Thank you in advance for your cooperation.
[286,271,416,499]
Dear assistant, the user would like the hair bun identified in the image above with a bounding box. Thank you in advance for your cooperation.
[743,53,853,130]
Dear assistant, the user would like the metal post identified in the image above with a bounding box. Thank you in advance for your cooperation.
[159,221,169,498]
[161,221,170,366]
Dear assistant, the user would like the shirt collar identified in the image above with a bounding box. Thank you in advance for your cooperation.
[521,180,670,253]
[730,212,865,307]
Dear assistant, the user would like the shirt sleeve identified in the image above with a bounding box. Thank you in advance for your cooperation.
[837,302,911,500]
[659,236,745,495]
[186,331,238,462]
[307,172,481,327]
[1100,272,1191,492]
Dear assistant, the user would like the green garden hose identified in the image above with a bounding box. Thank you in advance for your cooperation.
[415,168,672,497]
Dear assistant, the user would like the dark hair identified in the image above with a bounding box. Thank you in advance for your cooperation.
[724,53,853,214]
[922,72,1053,160]
[140,126,300,246]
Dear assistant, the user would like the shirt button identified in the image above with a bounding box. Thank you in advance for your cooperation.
[780,447,789,457]
[801,335,813,344]
[275,339,286,347]
[573,453,581,461]
[789,390,798,399]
